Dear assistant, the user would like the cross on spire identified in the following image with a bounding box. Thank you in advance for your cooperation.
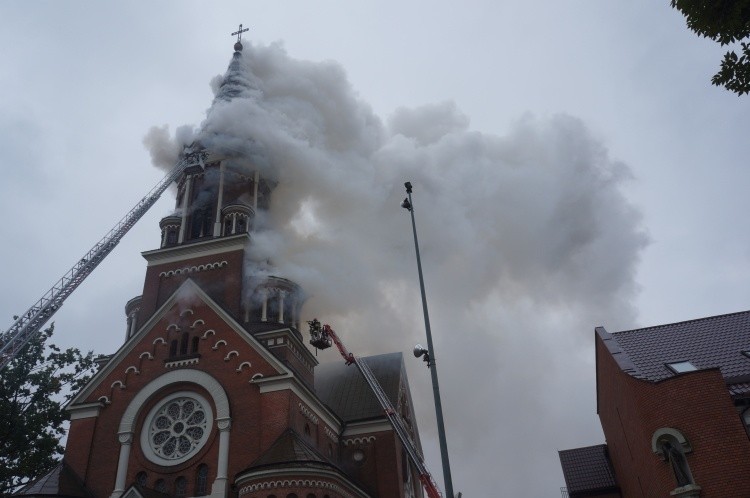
[232,23,249,43]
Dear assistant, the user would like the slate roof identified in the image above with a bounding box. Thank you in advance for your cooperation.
[247,428,333,470]
[14,462,90,497]
[123,485,171,498]
[606,310,750,395]
[315,352,403,422]
[558,444,618,495]
[241,429,373,498]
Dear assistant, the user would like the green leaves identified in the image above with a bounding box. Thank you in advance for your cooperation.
[671,0,750,94]
[712,43,750,94]
[0,325,96,495]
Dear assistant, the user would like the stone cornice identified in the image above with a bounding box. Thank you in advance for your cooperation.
[235,466,372,498]
[342,419,392,437]
[67,401,104,420]
[142,234,249,266]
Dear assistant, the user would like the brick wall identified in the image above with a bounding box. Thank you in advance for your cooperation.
[596,332,750,498]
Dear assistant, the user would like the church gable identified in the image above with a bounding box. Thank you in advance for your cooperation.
[63,279,302,498]
[69,279,292,411]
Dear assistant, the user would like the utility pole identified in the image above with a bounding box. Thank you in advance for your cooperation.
[401,181,455,498]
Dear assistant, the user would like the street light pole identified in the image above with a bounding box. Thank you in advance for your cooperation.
[402,181,455,498]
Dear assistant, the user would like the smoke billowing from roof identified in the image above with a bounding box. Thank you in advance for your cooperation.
[145,42,647,496]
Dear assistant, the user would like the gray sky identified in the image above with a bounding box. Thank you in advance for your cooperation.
[1,2,749,497]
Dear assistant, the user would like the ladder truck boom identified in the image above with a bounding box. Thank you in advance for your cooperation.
[308,319,444,498]
[0,149,207,370]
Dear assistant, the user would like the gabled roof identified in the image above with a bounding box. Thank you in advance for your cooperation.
[315,353,403,422]
[558,444,618,495]
[600,310,750,395]
[68,278,293,409]
[13,462,91,497]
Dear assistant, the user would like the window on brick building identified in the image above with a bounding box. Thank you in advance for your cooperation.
[651,428,695,489]
[175,476,188,498]
[155,479,166,493]
[135,471,147,487]
[195,464,209,496]
[180,332,190,355]
[166,228,177,246]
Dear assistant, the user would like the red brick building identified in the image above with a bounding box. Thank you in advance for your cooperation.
[16,40,425,498]
[560,311,750,497]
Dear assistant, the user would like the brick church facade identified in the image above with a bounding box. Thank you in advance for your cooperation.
[559,311,750,497]
[16,39,424,498]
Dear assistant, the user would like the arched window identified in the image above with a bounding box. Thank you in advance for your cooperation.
[651,428,695,488]
[166,228,178,246]
[169,339,178,358]
[155,479,166,493]
[180,331,190,355]
[195,464,209,496]
[191,336,200,354]
[175,476,187,498]
[190,205,212,239]
[304,423,311,436]
[135,471,147,487]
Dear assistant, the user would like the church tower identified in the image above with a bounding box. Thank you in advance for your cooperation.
[22,34,425,498]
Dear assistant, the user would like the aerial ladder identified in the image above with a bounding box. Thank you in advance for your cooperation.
[0,148,208,370]
[308,319,444,498]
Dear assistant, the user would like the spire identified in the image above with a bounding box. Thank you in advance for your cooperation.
[213,23,259,103]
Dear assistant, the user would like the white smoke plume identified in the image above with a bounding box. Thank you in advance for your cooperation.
[146,42,647,496]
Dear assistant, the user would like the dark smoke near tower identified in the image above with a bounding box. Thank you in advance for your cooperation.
[144,40,647,496]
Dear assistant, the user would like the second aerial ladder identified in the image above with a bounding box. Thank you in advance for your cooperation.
[308,319,443,498]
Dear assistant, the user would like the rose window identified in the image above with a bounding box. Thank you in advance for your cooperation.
[141,392,213,466]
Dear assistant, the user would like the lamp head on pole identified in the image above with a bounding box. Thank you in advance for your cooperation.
[413,343,430,367]
[401,197,412,211]
[404,181,413,194]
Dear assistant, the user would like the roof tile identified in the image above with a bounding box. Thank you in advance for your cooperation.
[610,310,750,385]
[558,444,618,493]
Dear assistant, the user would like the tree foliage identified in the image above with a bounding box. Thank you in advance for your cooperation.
[0,324,96,496]
[671,0,750,94]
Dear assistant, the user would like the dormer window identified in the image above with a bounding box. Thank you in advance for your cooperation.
[666,361,697,374]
